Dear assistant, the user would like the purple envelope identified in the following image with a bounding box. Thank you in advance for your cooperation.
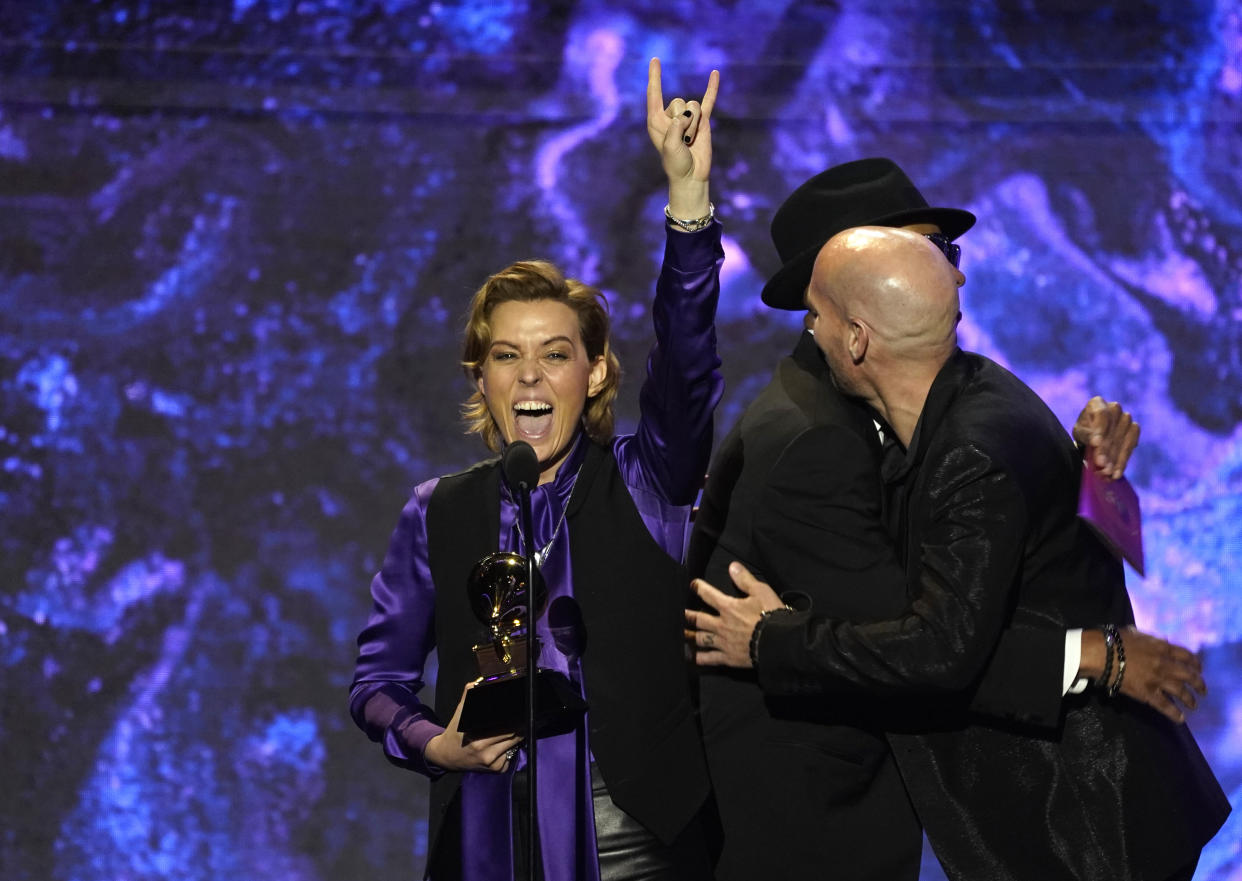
[1078,466,1145,576]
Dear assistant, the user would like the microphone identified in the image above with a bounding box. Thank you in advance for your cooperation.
[501,438,541,879]
[502,441,540,492]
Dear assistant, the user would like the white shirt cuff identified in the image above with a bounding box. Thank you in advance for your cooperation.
[1063,628,1089,695]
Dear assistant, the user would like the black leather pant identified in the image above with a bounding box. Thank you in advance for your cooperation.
[512,762,715,881]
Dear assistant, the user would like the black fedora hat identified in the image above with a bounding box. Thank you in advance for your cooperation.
[760,157,976,310]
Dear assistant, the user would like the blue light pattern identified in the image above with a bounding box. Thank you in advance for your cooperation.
[1,2,1239,878]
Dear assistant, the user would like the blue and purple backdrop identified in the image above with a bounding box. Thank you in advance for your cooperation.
[1,2,1240,878]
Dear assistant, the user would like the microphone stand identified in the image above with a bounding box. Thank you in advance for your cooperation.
[515,475,539,881]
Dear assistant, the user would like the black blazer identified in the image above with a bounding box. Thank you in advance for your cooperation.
[759,350,1230,880]
[425,443,711,869]
[688,332,925,881]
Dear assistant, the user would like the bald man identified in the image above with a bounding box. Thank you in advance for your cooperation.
[691,227,1229,880]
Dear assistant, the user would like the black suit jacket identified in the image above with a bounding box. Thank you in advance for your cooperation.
[759,349,1230,880]
[687,333,926,881]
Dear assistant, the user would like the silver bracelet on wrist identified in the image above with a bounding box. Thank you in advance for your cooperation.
[748,604,795,669]
[664,202,715,232]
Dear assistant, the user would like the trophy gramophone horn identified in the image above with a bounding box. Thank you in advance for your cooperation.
[467,551,547,630]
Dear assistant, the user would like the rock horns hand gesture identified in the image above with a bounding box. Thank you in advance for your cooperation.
[646,57,719,219]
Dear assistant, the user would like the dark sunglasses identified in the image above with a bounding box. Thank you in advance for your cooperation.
[924,232,961,268]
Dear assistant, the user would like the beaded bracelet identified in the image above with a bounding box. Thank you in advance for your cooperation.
[1096,624,1118,691]
[1108,628,1127,698]
[748,605,794,669]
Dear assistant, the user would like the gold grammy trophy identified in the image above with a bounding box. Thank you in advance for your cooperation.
[458,551,586,738]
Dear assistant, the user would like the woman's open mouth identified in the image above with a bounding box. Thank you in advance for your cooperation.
[514,400,554,440]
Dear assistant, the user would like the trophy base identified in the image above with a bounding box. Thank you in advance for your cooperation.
[474,633,530,679]
[459,668,587,740]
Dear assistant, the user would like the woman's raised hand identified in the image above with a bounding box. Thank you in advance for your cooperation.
[646,57,719,218]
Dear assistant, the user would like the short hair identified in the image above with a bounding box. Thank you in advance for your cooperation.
[460,260,621,451]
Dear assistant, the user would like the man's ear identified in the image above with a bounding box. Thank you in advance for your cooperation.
[587,356,608,397]
[848,319,869,364]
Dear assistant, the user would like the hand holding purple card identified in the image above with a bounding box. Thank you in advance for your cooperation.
[1078,465,1145,575]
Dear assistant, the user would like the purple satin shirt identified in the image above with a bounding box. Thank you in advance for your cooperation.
[351,222,724,881]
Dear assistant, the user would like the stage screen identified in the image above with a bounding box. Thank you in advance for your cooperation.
[1,1,1239,878]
